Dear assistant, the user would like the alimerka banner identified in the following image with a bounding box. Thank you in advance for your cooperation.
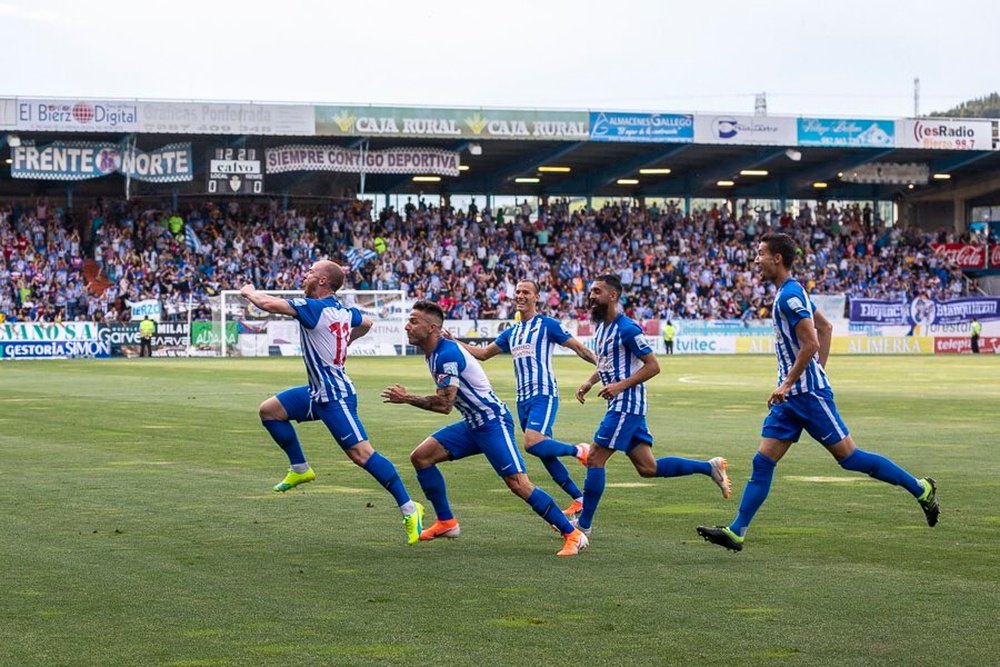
[265,145,460,176]
[850,297,1000,326]
[10,141,193,182]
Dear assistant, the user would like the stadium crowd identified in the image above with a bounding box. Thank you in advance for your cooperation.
[0,195,980,323]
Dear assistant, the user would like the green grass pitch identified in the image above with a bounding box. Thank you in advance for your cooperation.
[2,355,998,666]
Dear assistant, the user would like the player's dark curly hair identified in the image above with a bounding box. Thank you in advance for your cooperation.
[761,232,798,269]
[595,274,624,295]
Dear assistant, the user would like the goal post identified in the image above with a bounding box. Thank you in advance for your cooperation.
[211,289,409,357]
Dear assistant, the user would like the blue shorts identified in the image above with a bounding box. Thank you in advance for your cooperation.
[761,387,850,447]
[432,413,526,477]
[593,411,653,453]
[516,395,559,436]
[276,385,369,450]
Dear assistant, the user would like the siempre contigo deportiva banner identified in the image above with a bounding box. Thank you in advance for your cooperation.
[10,141,193,182]
[589,112,694,143]
[850,297,1000,326]
[265,146,461,176]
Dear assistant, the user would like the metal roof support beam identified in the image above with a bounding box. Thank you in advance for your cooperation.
[790,148,899,192]
[552,144,691,195]
[691,148,787,190]
[480,142,587,193]
[930,151,995,174]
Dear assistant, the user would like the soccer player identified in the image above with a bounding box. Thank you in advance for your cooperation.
[240,260,424,545]
[697,233,939,552]
[575,275,730,538]
[446,280,596,518]
[381,300,589,557]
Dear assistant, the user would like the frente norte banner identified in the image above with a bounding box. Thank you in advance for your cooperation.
[265,145,460,176]
[10,141,193,182]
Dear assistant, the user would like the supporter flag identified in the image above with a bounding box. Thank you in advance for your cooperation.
[185,226,206,254]
[345,247,378,270]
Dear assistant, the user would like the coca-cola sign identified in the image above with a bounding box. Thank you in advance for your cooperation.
[930,243,986,269]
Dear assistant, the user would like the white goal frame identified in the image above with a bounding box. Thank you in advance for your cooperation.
[218,289,408,357]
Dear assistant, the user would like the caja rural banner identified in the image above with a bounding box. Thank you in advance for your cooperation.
[797,117,894,147]
[315,106,588,140]
[266,145,460,176]
[896,119,993,150]
[10,141,193,182]
[850,297,1000,326]
[589,111,694,143]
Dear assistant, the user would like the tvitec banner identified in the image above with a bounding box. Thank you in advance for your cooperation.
[850,297,1000,326]
[10,141,193,182]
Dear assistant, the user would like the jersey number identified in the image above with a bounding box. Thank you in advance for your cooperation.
[328,321,350,365]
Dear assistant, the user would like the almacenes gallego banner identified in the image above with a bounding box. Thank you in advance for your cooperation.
[10,141,193,182]
[266,145,460,176]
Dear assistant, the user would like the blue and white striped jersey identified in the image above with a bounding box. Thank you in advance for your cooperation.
[772,278,831,396]
[593,314,653,415]
[288,296,362,403]
[494,314,572,401]
[429,337,509,428]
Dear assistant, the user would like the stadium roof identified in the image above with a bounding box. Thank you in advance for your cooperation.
[2,97,999,204]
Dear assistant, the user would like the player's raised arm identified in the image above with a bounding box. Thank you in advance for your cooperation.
[441,327,504,362]
[562,337,597,365]
[381,384,457,415]
[240,284,296,316]
[813,308,833,369]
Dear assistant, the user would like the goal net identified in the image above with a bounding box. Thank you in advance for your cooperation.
[203,290,409,357]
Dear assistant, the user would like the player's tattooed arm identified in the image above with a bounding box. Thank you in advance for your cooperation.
[349,316,373,344]
[576,370,602,404]
[564,338,597,365]
[381,384,457,414]
[239,284,296,316]
[441,329,501,361]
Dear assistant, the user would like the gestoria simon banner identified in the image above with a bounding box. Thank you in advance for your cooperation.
[315,106,588,140]
[266,145,460,176]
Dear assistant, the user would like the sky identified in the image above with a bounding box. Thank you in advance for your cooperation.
[2,0,998,118]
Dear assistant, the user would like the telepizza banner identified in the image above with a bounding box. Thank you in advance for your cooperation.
[10,141,193,182]
[850,297,1000,326]
[266,145,461,176]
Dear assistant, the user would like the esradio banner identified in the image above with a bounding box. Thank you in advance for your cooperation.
[896,119,993,150]
[265,145,460,176]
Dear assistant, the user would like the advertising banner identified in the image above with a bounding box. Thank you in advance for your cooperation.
[0,98,15,128]
[831,336,933,355]
[797,117,894,147]
[810,294,848,320]
[10,142,193,183]
[0,322,102,342]
[208,148,263,195]
[266,145,461,176]
[673,336,737,354]
[693,114,797,145]
[316,106,588,140]
[128,299,163,322]
[589,111,694,143]
[930,243,988,269]
[850,297,1000,326]
[0,321,109,359]
[0,340,110,360]
[897,119,993,150]
[190,321,238,352]
[106,322,191,357]
[139,101,314,135]
[934,336,1000,354]
[15,98,139,132]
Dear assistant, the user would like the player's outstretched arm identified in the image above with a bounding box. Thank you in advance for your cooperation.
[381,384,457,415]
[441,328,501,362]
[598,352,660,400]
[240,284,296,316]
[349,315,373,344]
[813,309,833,369]
[563,337,597,365]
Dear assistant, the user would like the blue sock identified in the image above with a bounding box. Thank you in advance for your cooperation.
[416,466,453,521]
[655,456,712,477]
[577,467,606,530]
[362,452,411,506]
[527,488,575,534]
[526,438,578,458]
[839,448,924,498]
[729,452,777,537]
[539,457,583,500]
[262,419,305,466]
